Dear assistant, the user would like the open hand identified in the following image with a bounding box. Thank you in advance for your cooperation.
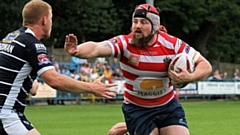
[90,75,118,99]
[64,34,78,56]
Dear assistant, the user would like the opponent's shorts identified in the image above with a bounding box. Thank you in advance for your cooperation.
[0,109,34,135]
[122,98,188,135]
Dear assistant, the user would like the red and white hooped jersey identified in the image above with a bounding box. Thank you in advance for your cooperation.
[106,31,200,107]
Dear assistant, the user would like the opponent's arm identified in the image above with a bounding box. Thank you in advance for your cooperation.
[40,69,117,99]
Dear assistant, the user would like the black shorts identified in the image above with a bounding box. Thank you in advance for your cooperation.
[122,98,188,135]
[0,109,34,135]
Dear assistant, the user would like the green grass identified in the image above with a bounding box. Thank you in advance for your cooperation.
[184,101,240,135]
[25,101,240,135]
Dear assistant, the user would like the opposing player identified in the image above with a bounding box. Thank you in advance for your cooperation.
[0,1,117,135]
[64,4,212,135]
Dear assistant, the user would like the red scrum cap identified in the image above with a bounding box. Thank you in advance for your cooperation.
[133,4,160,35]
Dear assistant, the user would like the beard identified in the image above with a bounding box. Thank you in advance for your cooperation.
[130,29,154,48]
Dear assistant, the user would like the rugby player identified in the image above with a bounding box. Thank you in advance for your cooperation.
[64,4,212,135]
[0,1,117,134]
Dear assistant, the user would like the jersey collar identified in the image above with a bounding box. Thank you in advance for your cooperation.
[25,27,35,37]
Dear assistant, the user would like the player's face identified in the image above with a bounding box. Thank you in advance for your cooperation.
[43,10,52,39]
[131,18,152,38]
[131,18,153,47]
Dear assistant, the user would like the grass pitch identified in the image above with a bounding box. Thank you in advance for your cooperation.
[25,101,240,135]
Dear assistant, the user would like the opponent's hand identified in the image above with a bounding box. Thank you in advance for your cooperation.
[168,66,193,84]
[64,34,78,56]
[90,75,118,99]
[30,79,39,96]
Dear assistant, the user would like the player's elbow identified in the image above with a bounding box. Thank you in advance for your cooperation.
[199,61,212,80]
[205,61,213,77]
[197,56,212,78]
[40,69,62,89]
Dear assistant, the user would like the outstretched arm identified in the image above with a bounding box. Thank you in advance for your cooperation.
[41,69,118,99]
[64,34,112,59]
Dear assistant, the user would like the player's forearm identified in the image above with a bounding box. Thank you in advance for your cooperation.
[74,41,98,58]
[52,75,92,93]
[42,71,93,94]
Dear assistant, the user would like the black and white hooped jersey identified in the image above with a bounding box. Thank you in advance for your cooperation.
[0,27,55,112]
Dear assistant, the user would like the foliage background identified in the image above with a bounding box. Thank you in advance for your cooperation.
[0,0,240,63]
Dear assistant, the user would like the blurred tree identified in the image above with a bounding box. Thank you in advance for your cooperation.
[44,0,121,47]
[112,0,145,35]
[0,0,28,38]
[0,0,240,63]
[156,0,240,62]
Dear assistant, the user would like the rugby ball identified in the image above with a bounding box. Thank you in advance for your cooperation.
[169,53,195,88]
